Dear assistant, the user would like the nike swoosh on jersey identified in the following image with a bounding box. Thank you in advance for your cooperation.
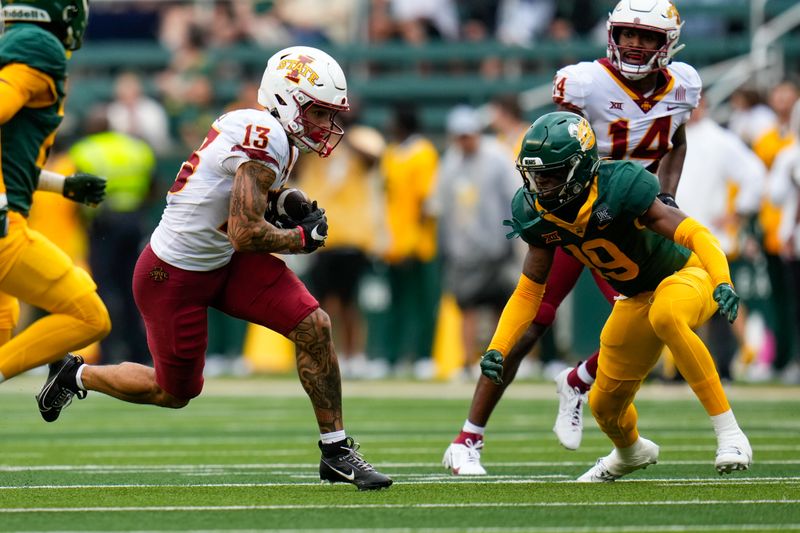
[666,105,678,111]
[310,226,326,241]
[325,462,355,481]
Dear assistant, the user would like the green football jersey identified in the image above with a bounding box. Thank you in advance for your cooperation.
[0,24,67,216]
[506,160,691,296]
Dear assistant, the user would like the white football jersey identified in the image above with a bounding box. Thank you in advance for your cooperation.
[150,108,298,271]
[553,59,701,169]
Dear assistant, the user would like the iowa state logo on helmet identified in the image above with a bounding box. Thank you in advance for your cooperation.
[568,117,596,152]
[278,54,320,85]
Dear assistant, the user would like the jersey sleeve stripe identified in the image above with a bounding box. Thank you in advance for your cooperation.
[231,145,279,166]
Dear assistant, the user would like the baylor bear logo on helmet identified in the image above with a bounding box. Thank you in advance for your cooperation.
[2,0,90,51]
[569,117,596,153]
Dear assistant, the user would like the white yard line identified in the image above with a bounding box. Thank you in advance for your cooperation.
[12,527,800,533]
[1,500,799,513]
[1,475,799,490]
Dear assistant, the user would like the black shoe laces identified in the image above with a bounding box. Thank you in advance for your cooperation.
[50,388,76,410]
[340,437,375,473]
[571,396,583,427]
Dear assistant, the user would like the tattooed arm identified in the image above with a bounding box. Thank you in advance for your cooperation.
[228,161,304,253]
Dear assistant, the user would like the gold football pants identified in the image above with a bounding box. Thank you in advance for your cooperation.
[0,212,110,380]
[592,255,730,448]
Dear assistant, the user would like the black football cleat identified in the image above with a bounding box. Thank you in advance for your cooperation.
[35,354,86,422]
[319,437,393,491]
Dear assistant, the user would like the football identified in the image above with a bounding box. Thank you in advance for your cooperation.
[265,187,312,228]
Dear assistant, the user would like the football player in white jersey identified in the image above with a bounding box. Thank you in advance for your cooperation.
[445,0,746,477]
[36,46,392,491]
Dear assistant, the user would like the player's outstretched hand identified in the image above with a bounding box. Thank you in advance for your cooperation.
[480,350,504,385]
[713,283,739,323]
[63,173,106,207]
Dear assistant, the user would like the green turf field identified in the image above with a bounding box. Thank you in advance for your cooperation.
[0,375,798,532]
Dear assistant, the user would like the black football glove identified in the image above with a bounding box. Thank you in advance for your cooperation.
[63,173,106,207]
[297,202,328,253]
[656,192,679,208]
[480,349,504,385]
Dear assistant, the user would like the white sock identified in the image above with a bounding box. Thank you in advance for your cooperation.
[320,430,347,444]
[711,410,741,439]
[577,361,595,386]
[75,364,87,391]
[616,437,646,460]
[462,420,485,436]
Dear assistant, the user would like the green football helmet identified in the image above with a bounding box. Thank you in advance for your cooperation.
[516,111,600,211]
[2,0,89,50]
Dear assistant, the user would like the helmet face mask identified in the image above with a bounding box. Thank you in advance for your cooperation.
[2,0,89,51]
[516,112,600,212]
[292,99,345,156]
[258,46,349,157]
[606,0,684,80]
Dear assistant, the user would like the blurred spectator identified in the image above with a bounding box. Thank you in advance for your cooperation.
[296,125,387,378]
[676,98,766,380]
[496,0,556,45]
[174,74,217,151]
[157,23,213,132]
[106,71,171,155]
[766,103,800,383]
[274,0,359,44]
[368,0,396,43]
[489,93,528,157]
[376,105,440,377]
[728,87,777,148]
[390,0,460,43]
[69,109,156,365]
[429,106,518,373]
[750,80,799,381]
[753,81,798,168]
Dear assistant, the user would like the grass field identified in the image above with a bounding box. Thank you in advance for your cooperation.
[0,374,798,532]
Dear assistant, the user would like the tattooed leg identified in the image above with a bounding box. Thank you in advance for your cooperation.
[288,308,343,433]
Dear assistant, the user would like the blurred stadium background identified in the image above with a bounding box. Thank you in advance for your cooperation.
[14,0,800,384]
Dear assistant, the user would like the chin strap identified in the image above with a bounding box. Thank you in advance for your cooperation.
[503,215,540,239]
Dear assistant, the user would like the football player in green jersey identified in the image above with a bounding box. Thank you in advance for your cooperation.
[480,111,751,480]
[0,0,110,410]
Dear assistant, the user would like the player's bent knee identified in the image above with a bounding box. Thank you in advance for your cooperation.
[160,395,190,409]
[648,303,681,340]
[77,291,112,341]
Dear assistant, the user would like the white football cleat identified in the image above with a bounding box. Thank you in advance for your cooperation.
[442,438,487,475]
[715,432,752,474]
[577,437,659,482]
[553,368,586,450]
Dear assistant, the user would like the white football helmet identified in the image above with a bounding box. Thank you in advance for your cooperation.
[258,46,349,157]
[606,0,685,80]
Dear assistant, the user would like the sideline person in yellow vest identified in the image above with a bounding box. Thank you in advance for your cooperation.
[69,110,156,364]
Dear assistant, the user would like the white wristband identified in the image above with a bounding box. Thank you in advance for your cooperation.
[37,169,66,194]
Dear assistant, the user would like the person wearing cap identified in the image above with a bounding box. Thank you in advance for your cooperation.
[295,124,387,378]
[428,105,519,376]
